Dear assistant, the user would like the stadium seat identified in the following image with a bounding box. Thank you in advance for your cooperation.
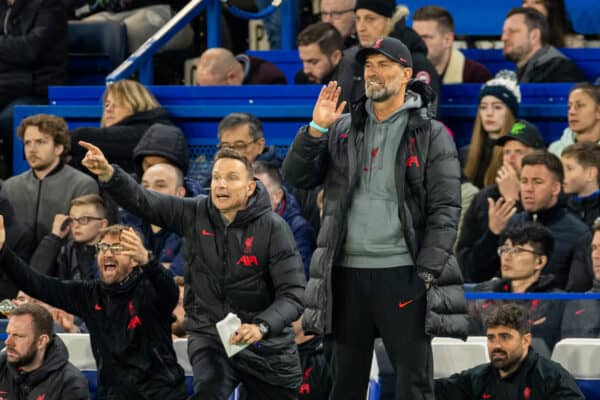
[552,338,600,399]
[432,337,490,378]
[67,20,129,85]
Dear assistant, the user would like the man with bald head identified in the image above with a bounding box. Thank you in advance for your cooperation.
[121,163,187,276]
[320,0,357,48]
[194,47,287,86]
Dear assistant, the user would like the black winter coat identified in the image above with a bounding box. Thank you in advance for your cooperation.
[282,89,467,337]
[0,0,67,102]
[435,349,584,400]
[69,107,172,174]
[0,335,89,400]
[101,166,306,388]
[566,191,600,228]
[561,281,600,338]
[0,248,187,400]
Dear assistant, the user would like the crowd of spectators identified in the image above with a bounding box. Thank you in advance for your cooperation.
[0,0,598,398]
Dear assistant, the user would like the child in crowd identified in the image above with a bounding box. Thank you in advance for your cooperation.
[561,142,600,226]
[29,194,108,280]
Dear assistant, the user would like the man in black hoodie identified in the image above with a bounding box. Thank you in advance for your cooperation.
[0,303,89,400]
[0,222,187,400]
[79,142,306,399]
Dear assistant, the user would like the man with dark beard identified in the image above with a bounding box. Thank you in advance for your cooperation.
[0,303,89,399]
[435,304,583,400]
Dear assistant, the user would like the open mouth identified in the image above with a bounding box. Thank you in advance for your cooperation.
[104,262,117,272]
[215,193,230,200]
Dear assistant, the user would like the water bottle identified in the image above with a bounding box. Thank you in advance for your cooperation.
[0,299,15,316]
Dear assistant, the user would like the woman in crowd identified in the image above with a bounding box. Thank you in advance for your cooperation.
[522,0,583,48]
[463,72,521,188]
[69,79,172,173]
[549,83,600,156]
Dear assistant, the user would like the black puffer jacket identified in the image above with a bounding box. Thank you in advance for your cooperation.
[0,0,67,101]
[0,335,89,400]
[282,87,467,337]
[69,107,172,174]
[101,166,306,389]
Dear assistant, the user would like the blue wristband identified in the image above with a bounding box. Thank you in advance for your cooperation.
[309,120,329,133]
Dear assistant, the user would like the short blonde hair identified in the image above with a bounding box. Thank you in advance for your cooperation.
[102,80,160,124]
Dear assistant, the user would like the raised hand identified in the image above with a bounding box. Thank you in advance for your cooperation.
[496,164,520,203]
[488,197,517,235]
[119,227,149,266]
[79,141,114,181]
[310,81,347,137]
[51,214,72,239]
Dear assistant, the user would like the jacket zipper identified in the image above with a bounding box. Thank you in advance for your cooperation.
[33,179,42,245]
[3,7,11,35]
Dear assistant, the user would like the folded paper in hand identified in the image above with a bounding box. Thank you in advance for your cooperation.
[216,313,249,358]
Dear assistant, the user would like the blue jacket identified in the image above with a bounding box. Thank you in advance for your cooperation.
[277,188,315,278]
[120,211,185,276]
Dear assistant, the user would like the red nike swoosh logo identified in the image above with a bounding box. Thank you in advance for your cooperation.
[482,394,491,399]
[398,300,414,309]
[94,304,102,311]
[201,229,215,237]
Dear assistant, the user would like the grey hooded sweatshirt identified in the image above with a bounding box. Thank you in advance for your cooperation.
[340,92,422,268]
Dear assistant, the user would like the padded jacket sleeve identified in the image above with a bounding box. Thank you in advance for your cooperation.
[282,125,331,190]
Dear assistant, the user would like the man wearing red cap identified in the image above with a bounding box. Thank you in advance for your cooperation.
[283,36,467,400]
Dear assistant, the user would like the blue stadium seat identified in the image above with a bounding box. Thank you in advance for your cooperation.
[67,20,129,85]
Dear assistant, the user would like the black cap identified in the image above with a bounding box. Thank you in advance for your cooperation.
[355,0,396,18]
[356,37,413,68]
[495,120,545,149]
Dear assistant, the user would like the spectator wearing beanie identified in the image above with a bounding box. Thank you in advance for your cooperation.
[335,0,440,111]
[462,71,521,188]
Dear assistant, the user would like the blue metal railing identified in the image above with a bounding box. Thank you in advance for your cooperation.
[106,0,297,85]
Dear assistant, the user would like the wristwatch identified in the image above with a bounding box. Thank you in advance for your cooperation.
[258,322,270,337]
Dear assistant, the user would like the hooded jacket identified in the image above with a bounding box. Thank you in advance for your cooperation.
[282,84,468,338]
[0,248,187,400]
[69,107,172,174]
[435,349,584,400]
[100,166,306,389]
[0,335,89,400]
[547,127,593,157]
[0,0,67,101]
[517,46,586,83]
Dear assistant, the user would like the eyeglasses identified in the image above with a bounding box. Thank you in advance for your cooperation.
[96,243,125,254]
[320,8,354,20]
[216,139,258,152]
[70,216,103,225]
[497,246,542,257]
